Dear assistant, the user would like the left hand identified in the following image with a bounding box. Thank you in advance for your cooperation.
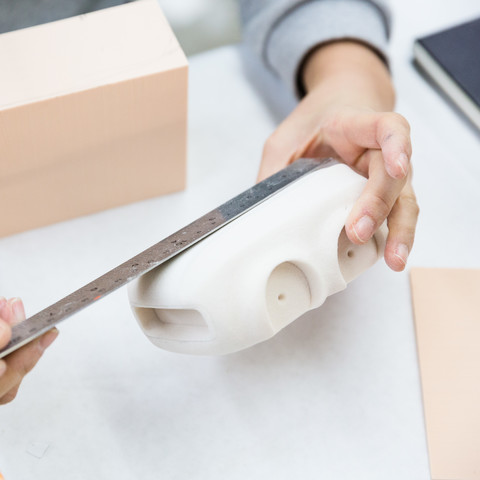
[0,297,58,405]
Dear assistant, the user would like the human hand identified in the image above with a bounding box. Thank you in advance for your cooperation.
[258,41,419,272]
[0,297,58,405]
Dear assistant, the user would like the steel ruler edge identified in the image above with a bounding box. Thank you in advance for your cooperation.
[0,158,335,359]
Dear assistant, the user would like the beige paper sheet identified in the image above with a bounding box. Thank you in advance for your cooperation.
[410,267,480,480]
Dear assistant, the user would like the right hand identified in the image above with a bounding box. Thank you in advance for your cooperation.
[0,297,58,405]
[258,41,419,272]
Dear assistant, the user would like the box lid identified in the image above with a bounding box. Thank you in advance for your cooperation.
[0,0,187,110]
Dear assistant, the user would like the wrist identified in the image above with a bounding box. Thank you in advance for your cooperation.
[301,40,395,112]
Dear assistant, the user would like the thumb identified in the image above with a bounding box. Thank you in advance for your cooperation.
[257,111,313,182]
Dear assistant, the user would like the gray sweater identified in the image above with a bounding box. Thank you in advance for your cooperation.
[0,0,390,96]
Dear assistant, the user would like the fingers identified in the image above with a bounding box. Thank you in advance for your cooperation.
[0,297,59,405]
[0,297,24,348]
[376,113,412,179]
[0,297,25,326]
[339,111,412,179]
[346,149,406,245]
[0,299,12,348]
[384,179,419,271]
[0,338,45,403]
[0,297,12,326]
[0,321,11,349]
[0,328,58,405]
[259,109,412,185]
[346,149,419,271]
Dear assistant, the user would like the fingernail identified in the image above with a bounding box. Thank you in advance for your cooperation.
[11,298,26,324]
[396,153,408,177]
[40,328,59,351]
[353,216,376,242]
[393,243,409,266]
[0,360,6,376]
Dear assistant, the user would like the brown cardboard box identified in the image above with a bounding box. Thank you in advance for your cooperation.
[0,0,188,237]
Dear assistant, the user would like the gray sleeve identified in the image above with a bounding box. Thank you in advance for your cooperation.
[238,0,391,96]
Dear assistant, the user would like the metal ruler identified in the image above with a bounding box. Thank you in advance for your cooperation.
[0,158,334,359]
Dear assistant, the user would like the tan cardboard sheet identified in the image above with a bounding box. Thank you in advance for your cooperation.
[410,267,480,480]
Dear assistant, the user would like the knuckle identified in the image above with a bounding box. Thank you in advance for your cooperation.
[367,193,391,220]
[397,113,410,132]
[390,224,417,245]
[401,193,420,217]
[324,113,342,136]
[388,215,416,237]
[388,112,410,130]
[378,112,411,139]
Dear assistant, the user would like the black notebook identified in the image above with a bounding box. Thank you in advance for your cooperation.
[413,17,480,130]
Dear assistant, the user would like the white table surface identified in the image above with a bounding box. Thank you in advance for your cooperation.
[1,1,480,478]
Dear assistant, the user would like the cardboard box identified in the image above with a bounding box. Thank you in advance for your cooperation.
[0,0,188,237]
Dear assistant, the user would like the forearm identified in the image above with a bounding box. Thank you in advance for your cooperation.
[301,41,395,112]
